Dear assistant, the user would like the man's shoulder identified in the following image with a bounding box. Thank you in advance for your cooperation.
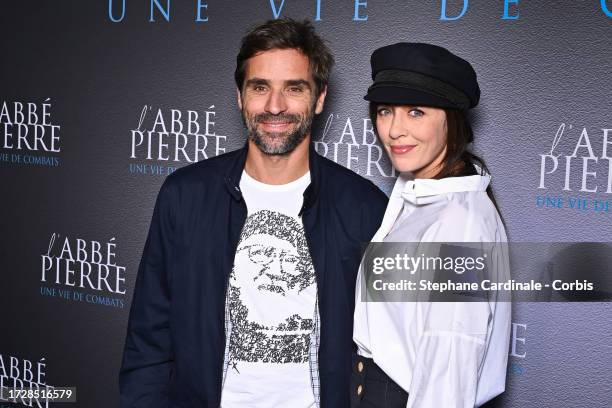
[164,147,243,188]
[315,153,387,203]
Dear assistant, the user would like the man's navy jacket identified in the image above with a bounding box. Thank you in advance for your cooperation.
[119,142,388,407]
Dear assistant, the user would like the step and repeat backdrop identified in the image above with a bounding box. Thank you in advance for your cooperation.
[1,1,611,407]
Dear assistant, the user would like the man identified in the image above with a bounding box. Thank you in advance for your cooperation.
[120,18,387,407]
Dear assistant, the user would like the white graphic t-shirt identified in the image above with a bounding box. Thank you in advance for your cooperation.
[220,170,317,408]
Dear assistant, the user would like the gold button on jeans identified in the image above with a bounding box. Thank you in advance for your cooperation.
[351,357,410,407]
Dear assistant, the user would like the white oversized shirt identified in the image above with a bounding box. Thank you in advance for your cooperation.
[353,170,511,408]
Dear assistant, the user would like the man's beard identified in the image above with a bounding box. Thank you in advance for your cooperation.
[242,106,314,155]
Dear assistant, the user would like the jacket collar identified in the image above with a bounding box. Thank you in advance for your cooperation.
[224,142,249,201]
[301,142,320,215]
[223,140,321,212]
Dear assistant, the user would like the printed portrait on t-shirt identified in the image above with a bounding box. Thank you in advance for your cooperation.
[228,209,316,365]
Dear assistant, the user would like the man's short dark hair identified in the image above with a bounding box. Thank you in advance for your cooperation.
[235,18,334,98]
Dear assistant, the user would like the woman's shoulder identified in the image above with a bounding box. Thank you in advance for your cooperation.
[426,191,505,242]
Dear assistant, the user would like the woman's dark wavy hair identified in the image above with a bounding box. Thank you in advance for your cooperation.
[369,103,504,220]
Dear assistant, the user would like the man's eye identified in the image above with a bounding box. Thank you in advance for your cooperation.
[283,255,298,264]
[287,87,303,93]
[253,85,267,92]
[249,247,265,257]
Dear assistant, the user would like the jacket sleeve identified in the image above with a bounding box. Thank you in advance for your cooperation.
[119,177,176,408]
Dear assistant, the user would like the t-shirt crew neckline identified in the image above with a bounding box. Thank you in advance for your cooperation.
[241,170,311,192]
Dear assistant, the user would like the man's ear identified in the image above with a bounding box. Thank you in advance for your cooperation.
[314,85,327,114]
[236,88,243,110]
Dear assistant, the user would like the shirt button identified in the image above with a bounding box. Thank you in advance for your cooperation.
[357,361,364,372]
[357,385,363,396]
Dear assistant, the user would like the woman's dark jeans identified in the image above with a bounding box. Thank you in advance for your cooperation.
[350,354,409,408]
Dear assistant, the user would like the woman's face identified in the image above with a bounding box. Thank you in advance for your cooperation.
[375,105,447,178]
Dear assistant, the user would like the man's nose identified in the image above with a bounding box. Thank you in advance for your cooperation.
[267,257,283,274]
[264,89,288,115]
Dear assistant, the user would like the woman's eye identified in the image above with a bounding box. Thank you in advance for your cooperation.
[409,108,424,117]
[377,107,391,116]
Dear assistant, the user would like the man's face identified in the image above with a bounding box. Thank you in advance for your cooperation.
[234,234,302,296]
[238,48,327,155]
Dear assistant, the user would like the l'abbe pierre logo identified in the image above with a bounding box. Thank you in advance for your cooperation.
[40,233,127,309]
[509,322,527,376]
[129,104,228,176]
[537,123,611,214]
[314,113,395,179]
[0,99,61,168]
[0,353,54,407]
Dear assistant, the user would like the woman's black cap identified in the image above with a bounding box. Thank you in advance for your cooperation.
[364,42,480,110]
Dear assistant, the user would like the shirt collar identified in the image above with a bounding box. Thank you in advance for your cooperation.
[224,140,321,211]
[394,169,491,205]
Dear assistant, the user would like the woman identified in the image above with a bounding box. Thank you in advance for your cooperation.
[352,43,511,407]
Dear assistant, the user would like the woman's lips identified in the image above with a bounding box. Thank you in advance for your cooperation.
[390,144,416,154]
